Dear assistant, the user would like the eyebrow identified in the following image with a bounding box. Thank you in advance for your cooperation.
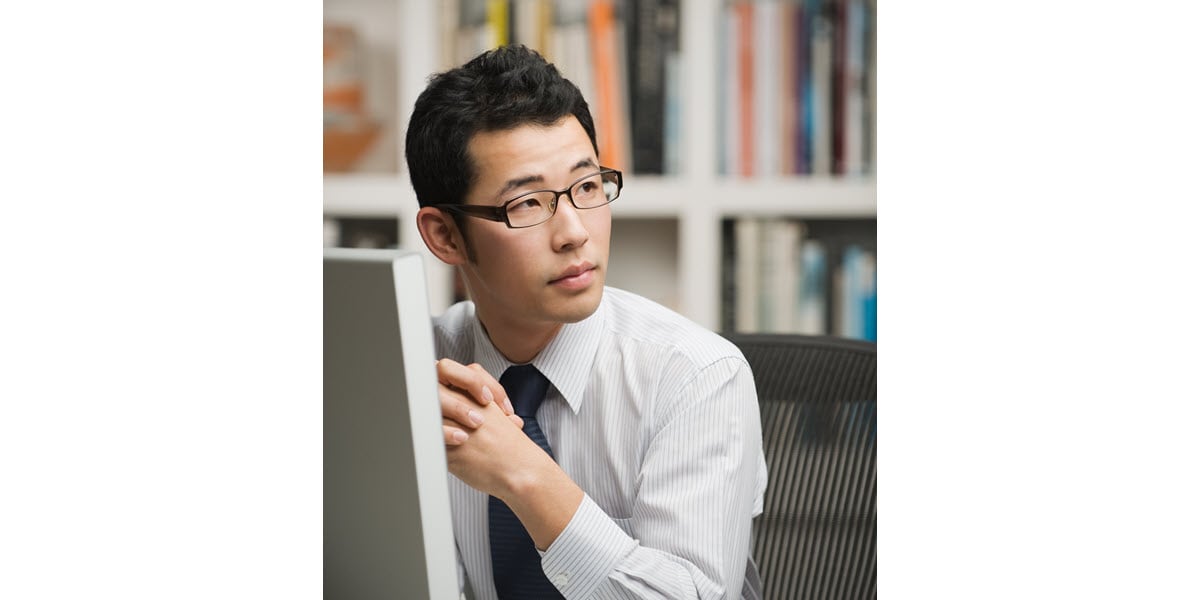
[493,157,599,202]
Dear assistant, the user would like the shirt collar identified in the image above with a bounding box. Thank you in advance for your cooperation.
[467,291,607,414]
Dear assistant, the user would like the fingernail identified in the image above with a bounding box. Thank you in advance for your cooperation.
[468,410,484,426]
[452,430,468,444]
[482,387,494,403]
[504,398,514,414]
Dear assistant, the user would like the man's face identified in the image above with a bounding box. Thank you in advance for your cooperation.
[458,116,611,332]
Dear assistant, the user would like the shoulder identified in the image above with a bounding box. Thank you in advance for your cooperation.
[601,287,746,371]
[431,300,475,361]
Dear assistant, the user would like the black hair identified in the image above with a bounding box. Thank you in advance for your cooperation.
[405,45,598,215]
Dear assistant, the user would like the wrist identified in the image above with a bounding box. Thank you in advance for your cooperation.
[499,451,561,505]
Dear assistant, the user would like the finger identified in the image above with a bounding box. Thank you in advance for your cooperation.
[437,359,505,409]
[467,363,513,415]
[441,384,486,430]
[509,414,524,429]
[443,424,469,446]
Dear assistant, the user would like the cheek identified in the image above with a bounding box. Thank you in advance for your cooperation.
[586,213,613,250]
[474,231,543,279]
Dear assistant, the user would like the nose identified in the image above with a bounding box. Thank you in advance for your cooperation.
[548,194,590,252]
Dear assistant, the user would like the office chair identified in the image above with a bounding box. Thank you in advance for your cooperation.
[724,334,877,600]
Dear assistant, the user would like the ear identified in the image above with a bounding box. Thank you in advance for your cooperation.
[416,206,469,265]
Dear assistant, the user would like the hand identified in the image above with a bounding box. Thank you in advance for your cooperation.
[443,398,558,501]
[437,358,523,446]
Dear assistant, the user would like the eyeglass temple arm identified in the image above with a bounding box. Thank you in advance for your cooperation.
[437,204,507,222]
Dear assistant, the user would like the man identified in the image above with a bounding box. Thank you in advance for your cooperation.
[408,45,767,600]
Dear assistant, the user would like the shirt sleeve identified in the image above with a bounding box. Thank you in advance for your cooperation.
[539,356,766,599]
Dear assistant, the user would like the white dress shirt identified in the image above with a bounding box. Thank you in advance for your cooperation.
[434,286,768,600]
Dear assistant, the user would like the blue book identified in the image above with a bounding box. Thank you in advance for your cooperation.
[862,251,876,342]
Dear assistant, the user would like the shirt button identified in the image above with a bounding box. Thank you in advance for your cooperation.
[552,573,570,587]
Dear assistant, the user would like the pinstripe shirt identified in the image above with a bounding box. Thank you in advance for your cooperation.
[433,287,768,600]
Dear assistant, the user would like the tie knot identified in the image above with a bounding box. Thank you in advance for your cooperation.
[499,364,550,418]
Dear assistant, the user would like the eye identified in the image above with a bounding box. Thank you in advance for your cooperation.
[509,196,546,213]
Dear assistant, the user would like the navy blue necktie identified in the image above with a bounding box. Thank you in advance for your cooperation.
[488,364,563,599]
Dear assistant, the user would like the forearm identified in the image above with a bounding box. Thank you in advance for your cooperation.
[541,495,754,600]
[500,458,585,551]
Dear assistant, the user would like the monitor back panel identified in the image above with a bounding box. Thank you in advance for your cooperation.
[324,249,457,600]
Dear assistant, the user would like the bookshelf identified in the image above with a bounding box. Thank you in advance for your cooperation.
[324,0,877,334]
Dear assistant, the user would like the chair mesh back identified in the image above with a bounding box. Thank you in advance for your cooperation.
[725,334,877,600]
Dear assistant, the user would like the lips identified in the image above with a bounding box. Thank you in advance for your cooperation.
[552,262,594,282]
[550,262,597,289]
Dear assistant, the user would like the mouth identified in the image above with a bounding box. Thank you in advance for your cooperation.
[550,262,597,290]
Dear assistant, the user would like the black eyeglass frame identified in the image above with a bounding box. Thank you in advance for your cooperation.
[432,168,623,229]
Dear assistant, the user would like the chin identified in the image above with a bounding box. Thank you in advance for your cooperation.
[549,284,604,323]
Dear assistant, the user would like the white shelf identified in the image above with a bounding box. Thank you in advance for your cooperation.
[323,174,410,217]
[324,174,876,220]
[615,176,876,218]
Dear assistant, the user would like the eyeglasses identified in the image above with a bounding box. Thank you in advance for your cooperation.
[434,168,623,229]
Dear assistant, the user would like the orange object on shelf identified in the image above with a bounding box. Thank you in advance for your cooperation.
[324,123,381,173]
[324,23,379,173]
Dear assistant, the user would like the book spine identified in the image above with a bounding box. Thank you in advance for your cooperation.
[735,1,755,177]
[763,219,802,332]
[513,0,552,54]
[487,0,511,46]
[809,0,833,175]
[627,0,678,174]
[831,0,846,175]
[734,217,761,332]
[719,3,738,176]
[861,249,876,341]
[549,0,594,115]
[843,0,866,176]
[720,219,738,332]
[779,1,796,175]
[753,0,781,177]
[838,244,864,339]
[794,0,809,174]
[863,0,876,174]
[588,0,630,171]
[662,49,682,175]
[797,238,827,335]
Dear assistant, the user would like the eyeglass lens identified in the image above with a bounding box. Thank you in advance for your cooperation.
[505,171,619,227]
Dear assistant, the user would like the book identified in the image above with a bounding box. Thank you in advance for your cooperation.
[861,249,876,341]
[834,244,876,339]
[735,1,755,177]
[734,217,762,332]
[549,0,594,108]
[791,0,810,174]
[761,219,803,332]
[487,0,511,47]
[863,0,876,175]
[842,0,867,175]
[662,43,682,175]
[588,0,631,171]
[753,0,782,176]
[718,2,738,176]
[626,0,680,174]
[808,0,834,175]
[720,219,738,332]
[831,0,846,175]
[454,0,499,65]
[796,238,828,335]
[512,0,552,54]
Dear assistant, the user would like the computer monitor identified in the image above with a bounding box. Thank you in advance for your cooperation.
[324,248,458,599]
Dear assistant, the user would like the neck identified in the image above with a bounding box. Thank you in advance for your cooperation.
[476,311,562,365]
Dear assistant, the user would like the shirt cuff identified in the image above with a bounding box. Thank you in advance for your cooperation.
[538,495,637,598]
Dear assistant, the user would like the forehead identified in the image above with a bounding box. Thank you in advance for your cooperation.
[466,117,596,193]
